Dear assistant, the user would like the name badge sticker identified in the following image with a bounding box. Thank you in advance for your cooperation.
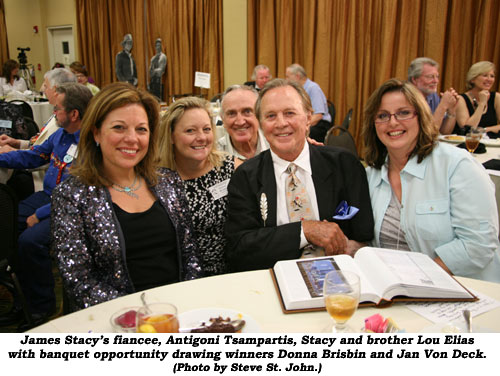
[67,144,78,157]
[208,179,230,200]
[63,144,78,164]
[0,119,13,129]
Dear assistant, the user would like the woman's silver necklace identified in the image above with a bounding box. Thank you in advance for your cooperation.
[110,175,141,199]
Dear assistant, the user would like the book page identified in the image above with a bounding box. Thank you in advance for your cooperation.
[353,247,403,297]
[333,254,380,303]
[373,249,465,292]
[376,250,435,286]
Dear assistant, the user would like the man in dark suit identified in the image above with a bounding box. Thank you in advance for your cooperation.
[225,79,373,272]
[115,33,137,86]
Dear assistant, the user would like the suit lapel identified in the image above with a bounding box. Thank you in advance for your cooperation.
[257,151,278,227]
[310,145,336,220]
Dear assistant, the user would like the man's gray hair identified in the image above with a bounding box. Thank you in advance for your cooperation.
[251,64,271,80]
[44,68,77,88]
[55,83,93,120]
[408,57,439,81]
[287,63,307,78]
[221,84,258,115]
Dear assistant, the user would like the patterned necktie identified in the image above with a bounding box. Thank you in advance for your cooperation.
[285,163,325,258]
[285,163,314,222]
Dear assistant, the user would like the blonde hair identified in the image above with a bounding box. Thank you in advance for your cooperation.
[362,78,438,168]
[158,96,224,170]
[466,61,496,90]
[71,82,160,186]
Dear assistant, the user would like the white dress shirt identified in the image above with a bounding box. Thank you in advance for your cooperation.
[0,77,27,96]
[270,142,319,248]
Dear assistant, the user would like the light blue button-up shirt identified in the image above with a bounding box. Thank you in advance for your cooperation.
[366,142,500,282]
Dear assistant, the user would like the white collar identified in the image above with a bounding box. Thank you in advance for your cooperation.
[270,142,311,176]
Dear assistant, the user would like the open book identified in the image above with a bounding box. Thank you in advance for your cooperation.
[272,247,476,313]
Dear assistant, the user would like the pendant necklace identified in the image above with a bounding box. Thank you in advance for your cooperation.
[110,175,141,199]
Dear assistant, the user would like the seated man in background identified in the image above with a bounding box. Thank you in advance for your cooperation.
[408,57,459,134]
[0,83,93,330]
[244,64,272,91]
[217,85,269,160]
[225,79,373,272]
[286,63,331,142]
[0,68,77,199]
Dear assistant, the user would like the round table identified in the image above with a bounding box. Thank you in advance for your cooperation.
[28,270,500,333]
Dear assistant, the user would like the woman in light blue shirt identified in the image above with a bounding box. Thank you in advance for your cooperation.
[362,78,500,282]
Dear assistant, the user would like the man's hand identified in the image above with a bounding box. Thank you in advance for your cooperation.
[440,88,459,113]
[27,213,40,228]
[302,220,347,255]
[0,144,16,154]
[0,134,21,149]
[345,239,366,257]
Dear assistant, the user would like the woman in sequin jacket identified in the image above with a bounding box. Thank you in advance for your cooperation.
[51,83,202,311]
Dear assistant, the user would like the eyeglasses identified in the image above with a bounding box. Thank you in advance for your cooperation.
[374,110,417,123]
[423,74,439,80]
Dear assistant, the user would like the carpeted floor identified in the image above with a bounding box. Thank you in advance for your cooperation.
[0,265,64,333]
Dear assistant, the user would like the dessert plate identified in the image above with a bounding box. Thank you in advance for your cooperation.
[178,308,260,333]
[438,134,465,144]
[438,134,500,147]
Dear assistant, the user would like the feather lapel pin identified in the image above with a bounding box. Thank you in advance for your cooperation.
[260,193,268,226]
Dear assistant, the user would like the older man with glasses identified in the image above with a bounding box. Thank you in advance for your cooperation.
[408,57,459,134]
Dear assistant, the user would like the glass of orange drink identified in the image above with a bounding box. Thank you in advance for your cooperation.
[323,270,360,333]
[136,303,179,333]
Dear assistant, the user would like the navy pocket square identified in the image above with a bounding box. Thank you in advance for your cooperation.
[333,200,359,220]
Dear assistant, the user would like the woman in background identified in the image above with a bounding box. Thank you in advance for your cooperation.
[52,83,202,311]
[0,59,27,96]
[363,78,500,282]
[159,97,242,276]
[70,61,100,95]
[455,61,500,138]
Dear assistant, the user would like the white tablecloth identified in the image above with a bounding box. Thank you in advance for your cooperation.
[28,270,500,333]
[29,102,53,130]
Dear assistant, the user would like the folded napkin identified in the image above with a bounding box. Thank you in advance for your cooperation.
[456,142,486,154]
[483,159,500,171]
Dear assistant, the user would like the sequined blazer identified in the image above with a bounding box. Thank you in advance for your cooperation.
[51,168,203,311]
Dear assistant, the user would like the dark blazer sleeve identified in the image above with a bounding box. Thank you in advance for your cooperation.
[225,156,302,272]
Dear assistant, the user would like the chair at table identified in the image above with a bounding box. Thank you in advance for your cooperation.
[8,100,34,121]
[0,183,33,327]
[327,100,336,125]
[324,126,359,158]
[340,108,353,130]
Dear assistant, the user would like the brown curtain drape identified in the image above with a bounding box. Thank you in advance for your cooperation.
[248,0,500,152]
[0,0,9,64]
[76,0,223,102]
[146,0,224,101]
